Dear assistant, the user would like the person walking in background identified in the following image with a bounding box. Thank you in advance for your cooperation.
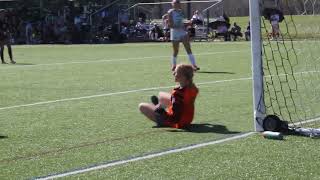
[0,19,15,64]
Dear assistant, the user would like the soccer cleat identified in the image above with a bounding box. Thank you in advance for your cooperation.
[192,65,200,71]
[171,65,176,71]
[151,95,159,105]
[10,60,16,64]
[1,61,7,64]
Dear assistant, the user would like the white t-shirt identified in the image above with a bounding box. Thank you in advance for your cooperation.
[192,14,203,21]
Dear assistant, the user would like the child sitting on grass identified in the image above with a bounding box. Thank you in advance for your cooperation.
[139,64,198,128]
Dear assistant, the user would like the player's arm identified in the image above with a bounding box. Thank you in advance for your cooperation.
[167,10,174,28]
[162,13,168,20]
[168,92,184,123]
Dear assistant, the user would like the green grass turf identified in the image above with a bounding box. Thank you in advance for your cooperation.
[0,40,319,179]
[70,134,320,180]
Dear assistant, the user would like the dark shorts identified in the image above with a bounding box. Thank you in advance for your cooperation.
[155,113,179,128]
[155,113,169,127]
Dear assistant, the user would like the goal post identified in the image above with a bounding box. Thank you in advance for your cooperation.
[250,0,320,132]
[249,0,266,132]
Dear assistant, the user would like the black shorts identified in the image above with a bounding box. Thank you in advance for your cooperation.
[155,113,166,127]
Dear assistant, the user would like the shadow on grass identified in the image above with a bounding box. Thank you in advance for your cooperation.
[165,123,241,134]
[197,71,235,74]
[0,135,8,139]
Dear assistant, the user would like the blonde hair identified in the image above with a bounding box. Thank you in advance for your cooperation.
[176,64,194,82]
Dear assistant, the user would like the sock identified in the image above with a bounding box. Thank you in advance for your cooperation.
[1,49,4,62]
[188,54,196,66]
[172,56,177,66]
[8,46,13,61]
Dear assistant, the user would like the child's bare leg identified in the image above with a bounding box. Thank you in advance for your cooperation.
[158,92,171,108]
[182,37,199,70]
[139,103,157,122]
[171,41,179,71]
[182,36,192,54]
[7,44,15,63]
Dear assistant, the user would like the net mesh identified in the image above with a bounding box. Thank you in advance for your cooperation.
[260,0,320,128]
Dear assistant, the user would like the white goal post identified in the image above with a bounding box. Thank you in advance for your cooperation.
[249,0,320,131]
[249,0,266,132]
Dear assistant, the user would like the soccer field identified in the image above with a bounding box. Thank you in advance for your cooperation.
[0,42,320,179]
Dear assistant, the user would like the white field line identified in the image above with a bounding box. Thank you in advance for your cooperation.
[34,132,255,180]
[299,117,320,125]
[1,50,246,69]
[0,77,252,111]
[289,117,320,127]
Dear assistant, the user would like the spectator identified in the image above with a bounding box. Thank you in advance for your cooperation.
[138,12,146,23]
[120,25,128,41]
[74,15,81,30]
[135,18,147,38]
[101,10,109,25]
[119,10,129,27]
[149,23,163,41]
[245,21,250,41]
[162,13,170,42]
[230,22,242,41]
[270,13,280,40]
[191,10,204,25]
[32,22,42,44]
[0,18,16,64]
[25,21,32,44]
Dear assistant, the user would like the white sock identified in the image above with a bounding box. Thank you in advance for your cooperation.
[188,54,196,66]
[172,56,177,66]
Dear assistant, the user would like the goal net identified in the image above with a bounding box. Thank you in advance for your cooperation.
[251,0,320,131]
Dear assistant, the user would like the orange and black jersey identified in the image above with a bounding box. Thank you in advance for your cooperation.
[165,84,198,128]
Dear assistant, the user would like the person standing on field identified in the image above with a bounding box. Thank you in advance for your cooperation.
[167,0,200,72]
